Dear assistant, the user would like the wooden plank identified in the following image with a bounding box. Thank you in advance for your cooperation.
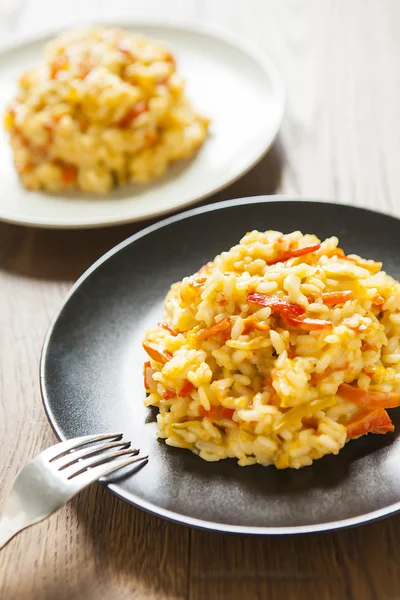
[0,225,190,599]
[189,520,400,600]
[1,0,400,598]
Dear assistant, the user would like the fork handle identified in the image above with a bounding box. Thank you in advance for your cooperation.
[0,491,38,550]
[0,514,24,549]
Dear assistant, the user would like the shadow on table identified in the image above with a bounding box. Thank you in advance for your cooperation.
[72,484,191,599]
[66,478,400,600]
[4,477,400,600]
[0,138,284,283]
[3,577,93,600]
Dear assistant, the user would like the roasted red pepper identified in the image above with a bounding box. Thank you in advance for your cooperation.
[61,163,77,184]
[178,380,195,397]
[196,317,231,341]
[247,293,305,318]
[119,101,148,127]
[267,243,321,265]
[189,277,207,289]
[142,342,173,364]
[248,293,331,330]
[372,294,385,306]
[158,321,178,336]
[346,408,394,439]
[199,406,235,420]
[338,383,400,408]
[50,54,68,79]
[285,316,333,331]
[143,361,151,391]
[321,291,354,305]
[117,40,136,59]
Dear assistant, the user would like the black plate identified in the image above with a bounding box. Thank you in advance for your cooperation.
[41,197,400,534]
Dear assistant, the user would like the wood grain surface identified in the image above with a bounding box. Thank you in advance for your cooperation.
[1,1,400,598]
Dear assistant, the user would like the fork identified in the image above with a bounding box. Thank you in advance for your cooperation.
[0,433,148,549]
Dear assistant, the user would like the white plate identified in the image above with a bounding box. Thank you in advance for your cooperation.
[0,21,285,229]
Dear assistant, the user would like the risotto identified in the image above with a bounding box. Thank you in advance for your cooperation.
[142,230,400,469]
[4,27,209,193]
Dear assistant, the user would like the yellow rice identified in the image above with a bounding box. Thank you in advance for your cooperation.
[142,230,400,469]
[4,27,209,193]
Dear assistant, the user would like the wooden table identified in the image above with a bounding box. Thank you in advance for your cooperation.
[1,1,400,598]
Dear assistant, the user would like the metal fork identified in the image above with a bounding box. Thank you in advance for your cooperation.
[0,433,148,549]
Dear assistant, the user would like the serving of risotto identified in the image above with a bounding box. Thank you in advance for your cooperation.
[3,27,209,193]
[142,230,400,470]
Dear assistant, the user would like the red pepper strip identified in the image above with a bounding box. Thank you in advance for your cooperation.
[15,162,33,174]
[285,316,333,331]
[178,380,195,398]
[157,76,169,85]
[321,291,355,305]
[143,361,151,391]
[247,293,305,319]
[310,366,347,383]
[50,54,68,79]
[199,406,235,420]
[117,40,136,59]
[189,277,207,289]
[44,115,62,131]
[61,163,77,184]
[164,51,176,64]
[361,342,378,351]
[196,317,231,341]
[161,389,176,400]
[338,383,400,408]
[158,321,178,336]
[119,101,148,127]
[267,243,321,265]
[372,294,385,306]
[79,62,93,79]
[346,407,394,439]
[142,342,173,364]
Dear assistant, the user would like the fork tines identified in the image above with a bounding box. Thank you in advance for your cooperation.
[43,433,147,480]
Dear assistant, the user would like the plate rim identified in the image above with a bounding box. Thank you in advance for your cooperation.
[40,195,400,534]
[0,18,285,229]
